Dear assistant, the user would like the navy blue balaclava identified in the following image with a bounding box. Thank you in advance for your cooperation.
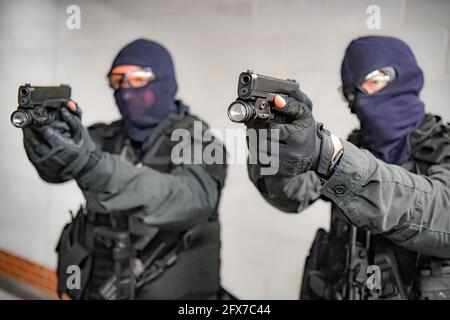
[111,39,188,146]
[341,36,426,164]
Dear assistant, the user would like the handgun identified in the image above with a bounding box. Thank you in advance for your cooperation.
[227,70,299,123]
[10,83,71,128]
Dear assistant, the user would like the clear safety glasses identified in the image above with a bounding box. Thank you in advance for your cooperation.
[339,66,396,102]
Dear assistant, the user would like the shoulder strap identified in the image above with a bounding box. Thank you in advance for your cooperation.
[347,128,366,148]
[140,113,203,163]
[88,120,124,154]
[412,115,450,165]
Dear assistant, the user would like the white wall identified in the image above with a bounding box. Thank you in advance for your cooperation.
[0,0,449,299]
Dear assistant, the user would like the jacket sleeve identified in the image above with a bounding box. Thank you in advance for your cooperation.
[247,163,322,213]
[76,141,226,232]
[320,141,450,258]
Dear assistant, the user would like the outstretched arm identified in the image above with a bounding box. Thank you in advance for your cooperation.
[77,150,225,231]
[320,141,450,258]
[22,105,226,232]
[247,92,450,258]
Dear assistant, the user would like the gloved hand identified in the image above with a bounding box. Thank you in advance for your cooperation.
[23,105,100,183]
[247,89,340,178]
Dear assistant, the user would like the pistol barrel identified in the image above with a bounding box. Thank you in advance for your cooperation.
[237,70,299,99]
[229,71,300,124]
[11,84,72,128]
[18,84,71,107]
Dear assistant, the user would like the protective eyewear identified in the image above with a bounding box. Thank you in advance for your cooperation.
[108,68,155,90]
[339,66,396,102]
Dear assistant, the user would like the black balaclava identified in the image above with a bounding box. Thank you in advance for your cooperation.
[111,39,188,148]
[341,36,426,164]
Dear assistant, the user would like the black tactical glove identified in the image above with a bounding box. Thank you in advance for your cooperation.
[247,89,336,178]
[23,107,100,183]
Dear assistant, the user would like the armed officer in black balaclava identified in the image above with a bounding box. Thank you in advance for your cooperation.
[22,39,227,300]
[246,36,450,299]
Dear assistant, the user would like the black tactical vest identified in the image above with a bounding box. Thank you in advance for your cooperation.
[301,114,450,300]
[72,112,225,300]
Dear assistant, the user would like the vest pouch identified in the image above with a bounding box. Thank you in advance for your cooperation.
[300,228,330,299]
[55,207,92,300]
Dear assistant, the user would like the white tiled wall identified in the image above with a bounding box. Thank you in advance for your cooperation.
[0,0,449,299]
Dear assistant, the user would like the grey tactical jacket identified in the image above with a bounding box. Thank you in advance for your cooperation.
[75,110,227,299]
[77,112,226,231]
[248,114,450,259]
